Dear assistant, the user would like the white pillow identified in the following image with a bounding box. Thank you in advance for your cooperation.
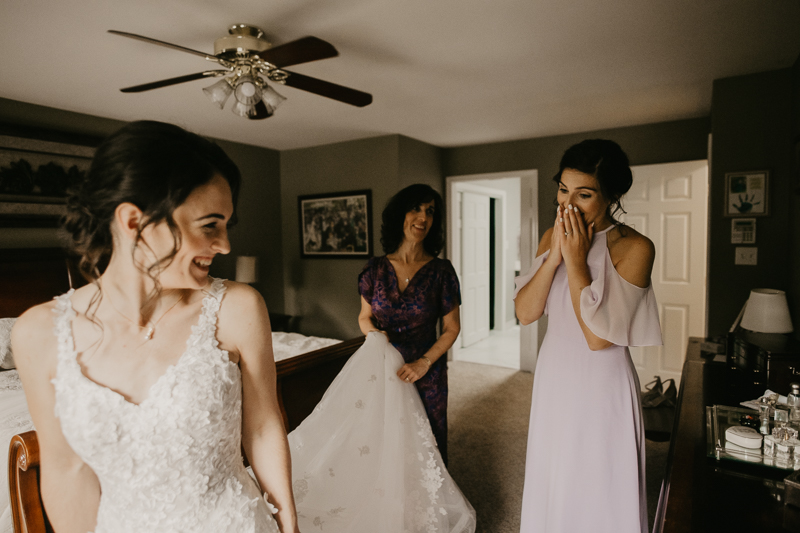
[0,318,16,369]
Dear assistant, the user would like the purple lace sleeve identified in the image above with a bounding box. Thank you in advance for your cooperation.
[439,260,461,317]
[358,258,375,304]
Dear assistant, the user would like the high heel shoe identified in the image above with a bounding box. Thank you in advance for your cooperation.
[642,377,676,408]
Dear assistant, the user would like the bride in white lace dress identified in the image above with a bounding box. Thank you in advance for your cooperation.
[12,121,299,533]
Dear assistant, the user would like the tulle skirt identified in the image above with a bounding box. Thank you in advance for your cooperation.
[288,332,476,533]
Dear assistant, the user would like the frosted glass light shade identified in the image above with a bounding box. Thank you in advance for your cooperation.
[233,76,262,106]
[202,79,233,109]
[741,288,793,334]
[231,99,256,118]
[261,85,286,113]
[236,256,258,284]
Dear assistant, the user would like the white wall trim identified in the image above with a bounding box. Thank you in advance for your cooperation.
[445,169,538,372]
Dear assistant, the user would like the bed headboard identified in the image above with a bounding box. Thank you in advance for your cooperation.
[0,248,82,318]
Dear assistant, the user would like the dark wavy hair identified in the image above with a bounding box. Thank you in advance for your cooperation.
[380,184,444,256]
[62,120,241,287]
[553,139,633,225]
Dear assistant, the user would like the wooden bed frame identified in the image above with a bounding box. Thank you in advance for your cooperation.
[0,247,364,533]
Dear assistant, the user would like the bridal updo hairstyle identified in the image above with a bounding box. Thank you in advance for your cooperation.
[554,139,633,224]
[63,120,241,284]
[380,184,444,256]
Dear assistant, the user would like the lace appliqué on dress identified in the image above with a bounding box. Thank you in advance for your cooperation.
[50,279,279,533]
[287,332,475,533]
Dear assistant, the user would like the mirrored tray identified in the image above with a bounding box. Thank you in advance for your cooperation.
[706,404,799,471]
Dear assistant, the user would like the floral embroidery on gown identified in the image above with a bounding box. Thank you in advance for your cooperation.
[288,332,476,533]
[358,256,460,462]
[51,279,279,533]
[514,226,662,533]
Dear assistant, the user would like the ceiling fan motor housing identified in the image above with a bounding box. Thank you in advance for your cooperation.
[214,24,271,58]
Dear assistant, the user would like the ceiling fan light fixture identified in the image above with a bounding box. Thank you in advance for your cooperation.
[231,99,257,118]
[233,76,262,106]
[261,85,287,113]
[202,78,233,109]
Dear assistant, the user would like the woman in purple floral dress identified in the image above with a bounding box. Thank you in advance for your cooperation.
[358,184,461,463]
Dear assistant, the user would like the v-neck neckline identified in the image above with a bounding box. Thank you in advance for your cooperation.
[61,292,211,408]
[385,256,435,296]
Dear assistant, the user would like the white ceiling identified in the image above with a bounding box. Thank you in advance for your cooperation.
[2,0,799,151]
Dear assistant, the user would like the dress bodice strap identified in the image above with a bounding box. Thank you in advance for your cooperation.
[52,289,77,364]
[193,278,227,346]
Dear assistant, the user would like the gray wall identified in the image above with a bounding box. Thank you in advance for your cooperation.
[709,68,796,338]
[0,98,286,312]
[280,135,442,340]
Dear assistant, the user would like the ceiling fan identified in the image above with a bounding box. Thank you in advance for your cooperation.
[109,24,373,120]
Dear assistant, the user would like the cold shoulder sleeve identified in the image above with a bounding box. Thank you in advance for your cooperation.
[513,250,550,301]
[579,253,662,347]
[438,259,461,317]
[358,258,377,304]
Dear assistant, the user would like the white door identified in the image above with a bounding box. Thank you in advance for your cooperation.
[460,191,491,347]
[622,160,708,390]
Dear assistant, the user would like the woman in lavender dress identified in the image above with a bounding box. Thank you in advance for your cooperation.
[514,140,662,533]
[358,184,461,463]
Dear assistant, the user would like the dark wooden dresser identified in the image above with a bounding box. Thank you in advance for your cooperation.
[655,337,794,532]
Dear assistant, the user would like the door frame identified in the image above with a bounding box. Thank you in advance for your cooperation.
[446,170,538,371]
[453,182,507,340]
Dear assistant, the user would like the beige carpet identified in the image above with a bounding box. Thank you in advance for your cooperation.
[447,361,668,533]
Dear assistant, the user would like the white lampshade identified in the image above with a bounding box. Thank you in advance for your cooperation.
[740,288,794,334]
[235,256,258,284]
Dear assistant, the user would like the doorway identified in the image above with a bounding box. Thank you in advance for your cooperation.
[624,160,709,390]
[446,171,538,371]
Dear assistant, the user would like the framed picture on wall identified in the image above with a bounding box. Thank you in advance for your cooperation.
[298,189,373,258]
[724,170,769,217]
[0,135,95,227]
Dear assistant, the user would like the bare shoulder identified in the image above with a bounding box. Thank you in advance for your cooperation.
[607,225,655,287]
[217,281,271,356]
[12,300,60,375]
[220,280,266,314]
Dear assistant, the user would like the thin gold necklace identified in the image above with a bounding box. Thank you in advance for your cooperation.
[106,290,185,341]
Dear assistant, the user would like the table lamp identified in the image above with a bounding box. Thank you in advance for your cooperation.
[740,288,793,334]
[235,256,258,284]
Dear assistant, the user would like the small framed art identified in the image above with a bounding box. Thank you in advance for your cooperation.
[724,171,769,217]
[298,189,373,258]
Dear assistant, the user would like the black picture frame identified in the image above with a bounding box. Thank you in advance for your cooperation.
[0,135,95,227]
[298,189,373,259]
[724,170,769,217]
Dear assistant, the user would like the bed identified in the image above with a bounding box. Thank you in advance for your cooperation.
[0,247,364,533]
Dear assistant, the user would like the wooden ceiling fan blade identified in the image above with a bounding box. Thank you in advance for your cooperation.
[255,36,338,67]
[120,71,226,93]
[282,71,372,107]
[108,30,217,61]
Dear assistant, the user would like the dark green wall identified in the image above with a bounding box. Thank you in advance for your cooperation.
[0,98,286,313]
[709,68,795,337]
[280,135,442,339]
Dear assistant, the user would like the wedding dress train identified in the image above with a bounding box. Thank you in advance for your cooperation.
[287,332,476,533]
